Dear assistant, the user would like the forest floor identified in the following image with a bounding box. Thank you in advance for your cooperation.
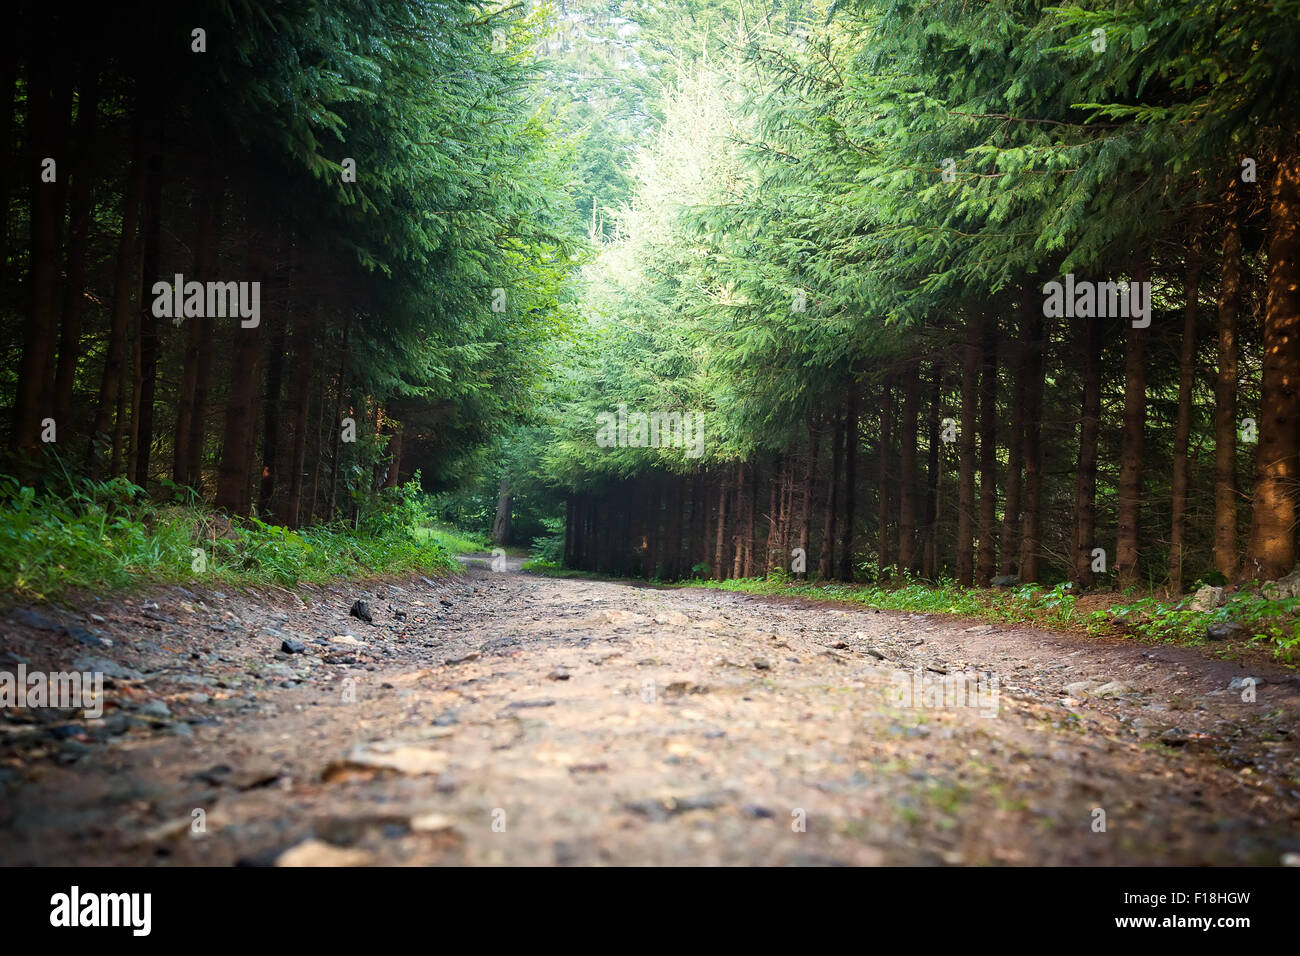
[2,555,1298,866]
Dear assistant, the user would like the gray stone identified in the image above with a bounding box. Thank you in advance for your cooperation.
[1188,585,1225,612]
[1228,676,1265,691]
[1205,621,1246,642]
[71,656,143,681]
[139,699,172,718]
[1262,566,1300,600]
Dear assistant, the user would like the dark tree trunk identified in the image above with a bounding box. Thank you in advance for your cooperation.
[838,379,859,581]
[285,310,316,526]
[53,67,99,426]
[12,55,60,459]
[1019,308,1046,584]
[214,241,265,516]
[88,124,146,476]
[897,364,919,571]
[956,320,979,586]
[714,469,730,581]
[923,363,943,579]
[1001,321,1028,577]
[800,421,818,579]
[1115,266,1148,590]
[1214,180,1243,580]
[976,314,998,585]
[876,382,892,574]
[1071,312,1103,587]
[176,171,223,487]
[492,476,513,546]
[821,408,843,579]
[257,314,289,518]
[0,36,15,279]
[132,130,164,486]
[1169,246,1202,595]
[1245,139,1300,581]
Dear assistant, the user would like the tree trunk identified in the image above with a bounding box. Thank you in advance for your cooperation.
[492,476,513,546]
[976,314,998,585]
[1214,180,1243,580]
[1245,140,1300,581]
[800,421,818,579]
[765,463,779,574]
[1169,248,1202,595]
[876,381,892,574]
[214,243,265,515]
[839,379,859,581]
[306,360,328,524]
[132,133,164,486]
[1019,307,1046,583]
[326,319,351,522]
[285,310,316,526]
[923,363,943,579]
[733,463,747,579]
[12,56,60,459]
[1115,266,1149,590]
[956,321,979,586]
[53,67,99,427]
[1071,312,1103,587]
[897,365,919,571]
[88,125,146,476]
[0,37,15,280]
[1001,323,1028,577]
[257,317,288,518]
[176,171,222,487]
[744,461,758,577]
[821,410,843,579]
[714,470,730,581]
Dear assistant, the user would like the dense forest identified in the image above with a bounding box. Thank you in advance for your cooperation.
[1,0,577,533]
[3,0,1300,599]
[532,0,1300,596]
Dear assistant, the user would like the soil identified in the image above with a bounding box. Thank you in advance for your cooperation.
[1,556,1297,866]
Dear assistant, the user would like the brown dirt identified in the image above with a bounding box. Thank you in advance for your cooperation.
[1,560,1298,866]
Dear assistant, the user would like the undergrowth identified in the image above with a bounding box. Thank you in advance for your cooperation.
[0,475,459,602]
[678,571,1300,660]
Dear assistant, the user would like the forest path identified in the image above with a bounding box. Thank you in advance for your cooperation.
[2,565,1298,865]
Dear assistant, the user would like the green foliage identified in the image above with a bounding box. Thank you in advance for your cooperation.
[683,573,1299,657]
[0,477,457,601]
[525,515,565,564]
[1100,591,1300,657]
[417,524,492,555]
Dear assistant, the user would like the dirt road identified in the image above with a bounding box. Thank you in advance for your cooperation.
[2,560,1297,865]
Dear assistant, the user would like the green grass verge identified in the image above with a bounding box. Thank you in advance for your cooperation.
[0,476,460,603]
[415,524,491,555]
[678,574,1300,659]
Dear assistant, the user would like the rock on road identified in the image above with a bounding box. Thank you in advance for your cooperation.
[1,559,1298,866]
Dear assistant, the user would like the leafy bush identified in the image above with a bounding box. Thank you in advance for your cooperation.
[528,515,565,565]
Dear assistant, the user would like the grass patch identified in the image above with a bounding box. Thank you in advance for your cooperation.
[676,572,1300,660]
[0,476,460,603]
[416,524,491,554]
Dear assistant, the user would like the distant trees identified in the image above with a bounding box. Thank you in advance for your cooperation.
[544,0,1300,591]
